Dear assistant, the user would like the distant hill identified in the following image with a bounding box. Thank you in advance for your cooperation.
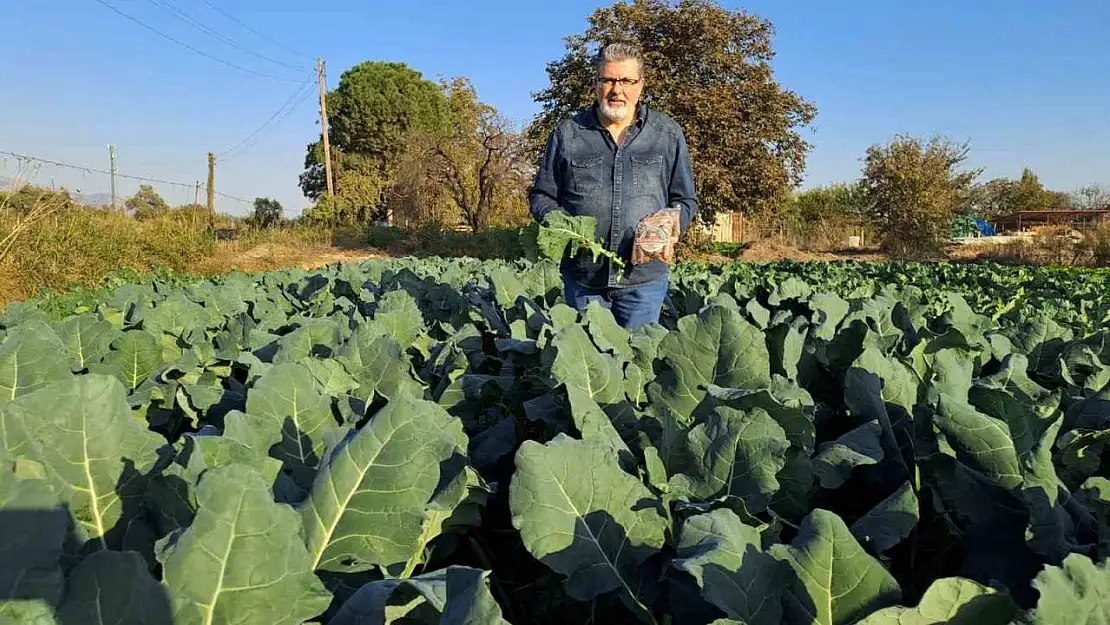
[75,192,114,206]
[1,175,115,207]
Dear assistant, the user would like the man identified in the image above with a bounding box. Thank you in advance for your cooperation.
[528,42,698,329]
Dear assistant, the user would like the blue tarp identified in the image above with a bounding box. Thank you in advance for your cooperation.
[973,218,996,236]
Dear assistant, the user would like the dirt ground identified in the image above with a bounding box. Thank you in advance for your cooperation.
[695,239,889,263]
[196,241,383,275]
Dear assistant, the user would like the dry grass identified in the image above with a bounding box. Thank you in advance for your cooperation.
[0,189,377,306]
[0,204,214,303]
[196,225,380,274]
[969,224,1110,268]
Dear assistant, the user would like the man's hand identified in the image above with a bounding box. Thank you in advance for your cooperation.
[632,208,681,265]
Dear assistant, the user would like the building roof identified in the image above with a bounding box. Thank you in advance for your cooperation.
[992,209,1110,229]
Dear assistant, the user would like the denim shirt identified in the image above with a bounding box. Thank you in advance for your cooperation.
[528,103,698,289]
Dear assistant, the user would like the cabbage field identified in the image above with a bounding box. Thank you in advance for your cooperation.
[1,243,1109,623]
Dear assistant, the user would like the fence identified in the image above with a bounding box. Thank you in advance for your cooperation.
[705,211,745,243]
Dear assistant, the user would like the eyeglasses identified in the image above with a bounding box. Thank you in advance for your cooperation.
[597,77,641,88]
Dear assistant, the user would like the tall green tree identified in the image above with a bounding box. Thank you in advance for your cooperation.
[965,168,1070,219]
[964,177,1019,219]
[525,0,817,223]
[1012,168,1053,212]
[299,61,451,215]
[125,184,170,220]
[858,134,981,259]
[248,197,283,228]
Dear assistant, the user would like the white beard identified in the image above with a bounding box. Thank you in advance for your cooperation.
[598,99,631,122]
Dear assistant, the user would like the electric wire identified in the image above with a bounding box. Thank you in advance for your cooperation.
[142,0,309,72]
[199,0,315,62]
[217,76,317,161]
[88,0,305,83]
[0,149,252,204]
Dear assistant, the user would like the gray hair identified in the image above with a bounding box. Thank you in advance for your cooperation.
[593,43,644,79]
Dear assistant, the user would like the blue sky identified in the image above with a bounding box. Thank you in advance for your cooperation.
[3,0,1109,216]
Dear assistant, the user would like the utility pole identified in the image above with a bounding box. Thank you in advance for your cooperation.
[108,145,118,211]
[194,181,200,208]
[317,56,335,197]
[207,152,215,231]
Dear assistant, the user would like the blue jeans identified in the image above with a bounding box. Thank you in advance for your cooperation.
[562,275,669,329]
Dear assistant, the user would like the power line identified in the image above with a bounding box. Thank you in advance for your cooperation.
[199,0,314,63]
[2,149,194,189]
[217,76,316,161]
[0,149,252,204]
[142,0,309,73]
[88,0,305,83]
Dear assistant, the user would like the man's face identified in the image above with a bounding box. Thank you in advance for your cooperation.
[595,59,643,123]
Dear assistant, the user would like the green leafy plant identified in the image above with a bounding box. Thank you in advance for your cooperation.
[1,255,1109,624]
[520,211,625,272]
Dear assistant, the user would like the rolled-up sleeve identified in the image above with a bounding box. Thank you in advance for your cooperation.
[529,127,563,223]
[668,130,698,233]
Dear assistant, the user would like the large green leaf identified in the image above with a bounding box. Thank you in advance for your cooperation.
[648,304,772,421]
[669,406,790,513]
[87,330,166,391]
[856,577,1016,625]
[0,320,72,403]
[55,551,173,625]
[510,434,669,617]
[374,290,425,343]
[330,566,510,625]
[547,323,626,406]
[51,314,118,372]
[245,361,340,492]
[672,508,787,625]
[338,328,427,404]
[157,464,332,625]
[812,420,885,490]
[1029,553,1110,625]
[6,375,163,548]
[770,508,902,625]
[299,394,467,575]
[851,481,920,556]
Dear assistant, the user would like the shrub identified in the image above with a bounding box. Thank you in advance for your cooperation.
[858,135,981,260]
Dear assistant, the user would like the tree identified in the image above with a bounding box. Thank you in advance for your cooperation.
[1070,184,1110,211]
[858,135,981,259]
[780,182,865,245]
[788,183,863,222]
[964,177,1018,220]
[965,169,1070,219]
[526,0,817,223]
[1011,168,1052,212]
[299,61,451,215]
[425,77,531,231]
[248,197,283,228]
[125,184,169,220]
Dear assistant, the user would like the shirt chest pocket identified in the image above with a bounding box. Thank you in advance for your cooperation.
[568,156,605,196]
[631,153,664,199]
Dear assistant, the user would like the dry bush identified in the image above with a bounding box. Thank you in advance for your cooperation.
[1031,226,1083,266]
[981,223,1110,268]
[0,181,361,306]
[1076,221,1110,267]
[0,201,218,302]
[0,185,75,267]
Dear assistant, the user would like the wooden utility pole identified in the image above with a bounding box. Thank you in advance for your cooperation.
[206,152,215,231]
[108,145,118,211]
[317,57,335,197]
